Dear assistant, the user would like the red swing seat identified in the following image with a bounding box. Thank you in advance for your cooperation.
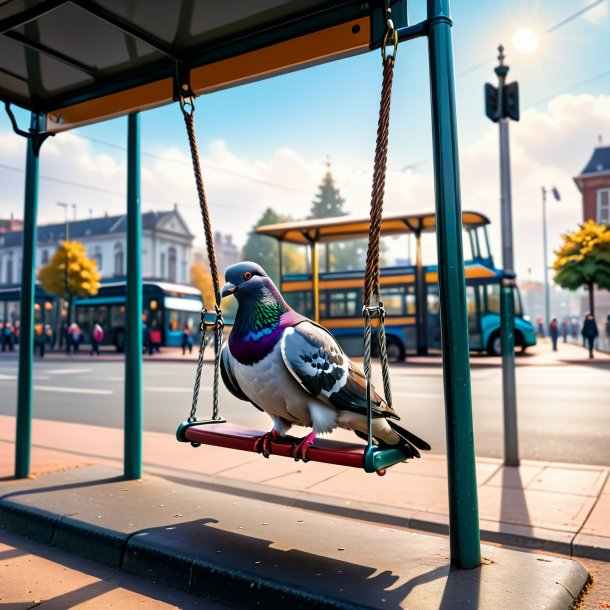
[177,420,407,474]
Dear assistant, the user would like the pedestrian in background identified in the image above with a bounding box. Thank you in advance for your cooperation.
[561,318,569,343]
[181,323,193,355]
[581,313,598,359]
[2,322,15,351]
[34,323,45,358]
[91,323,104,356]
[549,317,559,351]
[67,321,81,354]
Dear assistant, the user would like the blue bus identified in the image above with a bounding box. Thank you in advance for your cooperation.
[73,281,203,351]
[257,210,537,360]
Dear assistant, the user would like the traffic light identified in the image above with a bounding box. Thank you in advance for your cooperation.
[485,83,499,122]
[504,81,519,121]
[485,81,520,122]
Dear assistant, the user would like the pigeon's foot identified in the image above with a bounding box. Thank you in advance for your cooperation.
[254,429,281,458]
[292,431,316,463]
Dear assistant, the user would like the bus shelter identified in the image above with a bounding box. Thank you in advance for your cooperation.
[1,0,479,568]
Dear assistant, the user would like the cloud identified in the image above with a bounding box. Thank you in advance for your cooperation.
[1,93,608,284]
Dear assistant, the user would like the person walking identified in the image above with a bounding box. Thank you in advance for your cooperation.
[561,318,569,343]
[91,323,104,356]
[67,322,82,354]
[34,323,45,358]
[549,317,559,351]
[3,322,15,351]
[581,313,599,359]
[181,323,193,355]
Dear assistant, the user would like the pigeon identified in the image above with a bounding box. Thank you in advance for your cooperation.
[220,261,431,462]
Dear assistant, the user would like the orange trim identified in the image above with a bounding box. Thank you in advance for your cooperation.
[46,19,370,133]
[282,274,415,292]
[321,316,416,329]
[426,266,498,283]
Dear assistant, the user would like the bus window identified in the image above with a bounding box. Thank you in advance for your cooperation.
[325,239,368,273]
[485,284,500,314]
[328,290,359,317]
[282,243,310,276]
[381,287,405,316]
[111,304,125,328]
[285,291,314,318]
[466,285,482,347]
[514,288,523,317]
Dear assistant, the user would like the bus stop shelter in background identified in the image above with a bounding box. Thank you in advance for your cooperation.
[1,0,479,569]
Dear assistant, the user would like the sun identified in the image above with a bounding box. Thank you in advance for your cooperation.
[512,28,538,54]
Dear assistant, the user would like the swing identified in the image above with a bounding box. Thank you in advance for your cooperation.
[176,8,410,475]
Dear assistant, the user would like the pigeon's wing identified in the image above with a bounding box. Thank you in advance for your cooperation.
[281,321,398,419]
[220,342,264,411]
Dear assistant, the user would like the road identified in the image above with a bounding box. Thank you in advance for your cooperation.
[0,348,608,466]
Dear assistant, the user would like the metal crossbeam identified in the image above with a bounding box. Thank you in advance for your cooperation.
[71,0,180,61]
[0,0,68,34]
[4,30,103,80]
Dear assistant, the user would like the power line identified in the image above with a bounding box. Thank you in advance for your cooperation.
[73,133,311,195]
[459,0,607,77]
[546,0,605,33]
[0,161,255,212]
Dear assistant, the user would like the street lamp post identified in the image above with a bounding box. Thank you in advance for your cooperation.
[485,45,520,466]
[56,202,71,351]
[541,186,560,333]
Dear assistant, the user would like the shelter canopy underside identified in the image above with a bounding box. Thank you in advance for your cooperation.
[0,0,406,132]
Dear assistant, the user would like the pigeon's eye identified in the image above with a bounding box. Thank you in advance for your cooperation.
[243,271,252,281]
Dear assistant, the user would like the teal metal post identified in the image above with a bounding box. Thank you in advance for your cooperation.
[14,115,44,478]
[427,0,481,568]
[124,112,143,479]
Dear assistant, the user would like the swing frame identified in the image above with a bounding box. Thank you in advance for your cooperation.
[4,0,481,568]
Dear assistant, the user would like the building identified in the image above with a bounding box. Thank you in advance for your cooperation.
[0,215,23,234]
[573,141,610,333]
[0,206,194,286]
[192,231,241,276]
[573,142,610,225]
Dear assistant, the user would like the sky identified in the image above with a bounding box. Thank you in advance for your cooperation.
[1,0,610,283]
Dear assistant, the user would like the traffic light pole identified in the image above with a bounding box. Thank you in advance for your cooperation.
[488,45,519,466]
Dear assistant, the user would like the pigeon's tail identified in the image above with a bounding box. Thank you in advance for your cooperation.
[387,421,431,452]
[353,422,430,460]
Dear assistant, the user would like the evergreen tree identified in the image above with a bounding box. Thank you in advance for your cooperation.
[308,169,347,219]
[243,208,293,285]
[553,219,610,314]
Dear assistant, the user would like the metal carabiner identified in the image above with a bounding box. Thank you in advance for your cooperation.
[381,5,398,62]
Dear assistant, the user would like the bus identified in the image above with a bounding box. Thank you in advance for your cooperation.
[73,281,203,351]
[257,210,536,360]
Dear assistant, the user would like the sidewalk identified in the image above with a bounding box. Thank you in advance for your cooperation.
[1,413,608,561]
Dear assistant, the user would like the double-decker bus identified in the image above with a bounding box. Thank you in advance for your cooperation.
[257,210,536,360]
[73,281,203,351]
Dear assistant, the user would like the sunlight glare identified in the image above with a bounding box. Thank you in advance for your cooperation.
[512,28,538,54]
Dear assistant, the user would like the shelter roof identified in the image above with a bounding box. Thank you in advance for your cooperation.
[256,210,490,244]
[0,1,405,132]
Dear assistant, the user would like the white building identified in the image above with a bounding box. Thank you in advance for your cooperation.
[0,207,194,286]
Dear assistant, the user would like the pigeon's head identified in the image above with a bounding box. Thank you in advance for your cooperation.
[221,262,283,305]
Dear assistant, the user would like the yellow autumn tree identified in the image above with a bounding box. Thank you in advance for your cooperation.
[38,241,101,324]
[553,220,610,314]
[190,261,238,322]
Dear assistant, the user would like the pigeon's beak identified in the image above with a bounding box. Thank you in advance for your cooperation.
[221,282,237,298]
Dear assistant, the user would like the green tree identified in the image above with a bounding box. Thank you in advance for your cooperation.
[243,208,293,285]
[553,220,610,314]
[308,168,347,219]
[39,241,101,339]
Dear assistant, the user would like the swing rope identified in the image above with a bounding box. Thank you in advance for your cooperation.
[363,5,398,444]
[181,97,224,424]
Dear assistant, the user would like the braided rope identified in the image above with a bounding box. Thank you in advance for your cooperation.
[361,53,396,432]
[183,112,221,306]
[182,105,224,423]
[363,56,395,308]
